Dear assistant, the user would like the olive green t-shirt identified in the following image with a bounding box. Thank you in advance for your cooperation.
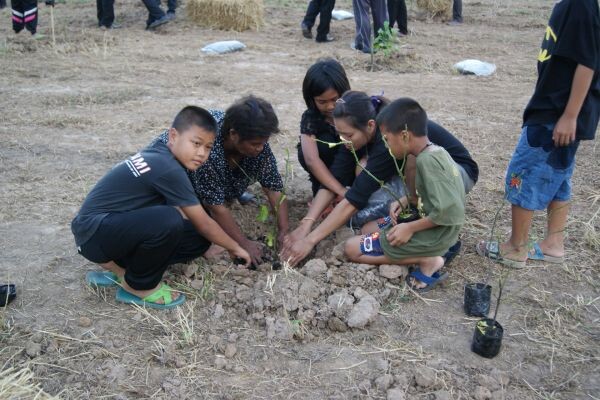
[380,147,466,259]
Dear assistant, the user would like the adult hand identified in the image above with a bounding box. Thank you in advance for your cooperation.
[242,239,265,266]
[553,114,576,147]
[389,200,401,225]
[229,246,252,268]
[386,223,413,246]
[280,238,314,268]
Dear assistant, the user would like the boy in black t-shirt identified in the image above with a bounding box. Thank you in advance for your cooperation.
[72,106,251,309]
[478,0,600,268]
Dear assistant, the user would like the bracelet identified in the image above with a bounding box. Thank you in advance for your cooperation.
[302,217,316,222]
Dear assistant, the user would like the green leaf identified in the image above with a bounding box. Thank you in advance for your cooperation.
[257,205,269,222]
[266,231,275,248]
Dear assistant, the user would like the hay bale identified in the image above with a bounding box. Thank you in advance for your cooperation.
[187,0,264,31]
[416,0,452,20]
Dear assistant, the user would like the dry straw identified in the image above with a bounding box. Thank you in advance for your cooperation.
[416,0,452,19]
[0,367,60,399]
[186,0,264,31]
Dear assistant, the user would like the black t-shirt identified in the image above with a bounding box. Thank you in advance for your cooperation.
[523,0,600,140]
[297,108,341,170]
[329,121,479,209]
[71,141,199,246]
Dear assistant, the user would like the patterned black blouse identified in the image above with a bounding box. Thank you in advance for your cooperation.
[155,109,283,205]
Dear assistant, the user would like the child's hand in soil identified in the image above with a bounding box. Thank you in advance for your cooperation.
[386,223,413,246]
[242,239,265,265]
[229,246,252,268]
[280,238,313,267]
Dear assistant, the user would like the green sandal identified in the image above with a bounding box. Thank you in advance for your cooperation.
[115,283,185,309]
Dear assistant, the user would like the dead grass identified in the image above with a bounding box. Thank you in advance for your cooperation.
[0,367,61,399]
[416,0,452,19]
[186,0,265,31]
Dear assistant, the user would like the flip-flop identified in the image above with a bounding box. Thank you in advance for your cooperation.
[527,242,564,264]
[476,240,526,269]
[442,240,462,266]
[115,283,185,309]
[86,271,122,287]
[407,270,449,293]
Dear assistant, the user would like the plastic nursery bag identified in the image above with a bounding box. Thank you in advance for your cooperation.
[331,10,354,20]
[349,176,407,229]
[201,40,246,55]
[454,59,496,76]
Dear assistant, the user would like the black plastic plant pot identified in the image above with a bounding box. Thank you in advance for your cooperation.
[396,206,421,224]
[471,318,503,358]
[464,283,492,317]
[0,284,16,307]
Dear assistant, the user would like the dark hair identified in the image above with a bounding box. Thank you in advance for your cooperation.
[376,98,428,137]
[222,95,279,141]
[332,90,389,130]
[302,58,351,110]
[172,106,218,134]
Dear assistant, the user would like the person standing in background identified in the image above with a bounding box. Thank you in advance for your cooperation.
[448,0,462,25]
[352,0,388,53]
[301,0,336,43]
[387,0,408,36]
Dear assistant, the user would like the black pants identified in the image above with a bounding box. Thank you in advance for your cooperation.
[163,0,175,13]
[96,0,114,27]
[0,0,7,10]
[452,0,462,22]
[78,206,210,291]
[302,0,336,41]
[387,0,407,34]
[11,0,37,34]
[141,0,165,26]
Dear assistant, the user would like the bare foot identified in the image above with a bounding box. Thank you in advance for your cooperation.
[409,256,444,290]
[498,241,528,262]
[100,261,125,280]
[203,244,226,259]
[536,240,564,258]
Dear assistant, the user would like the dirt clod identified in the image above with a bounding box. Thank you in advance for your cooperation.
[474,386,492,400]
[379,265,408,280]
[346,295,380,328]
[78,316,92,327]
[434,390,451,400]
[375,374,394,391]
[415,368,436,388]
[387,387,406,400]
[224,343,237,358]
[25,341,42,358]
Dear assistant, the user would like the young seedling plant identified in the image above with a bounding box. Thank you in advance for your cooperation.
[371,21,400,71]
[255,148,291,266]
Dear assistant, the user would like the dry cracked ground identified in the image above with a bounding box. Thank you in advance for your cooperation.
[0,0,599,399]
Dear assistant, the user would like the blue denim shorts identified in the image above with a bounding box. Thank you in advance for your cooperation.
[505,124,579,211]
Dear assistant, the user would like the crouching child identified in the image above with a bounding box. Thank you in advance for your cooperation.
[344,98,466,292]
[71,106,251,309]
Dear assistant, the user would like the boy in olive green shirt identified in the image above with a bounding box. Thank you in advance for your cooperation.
[344,98,466,292]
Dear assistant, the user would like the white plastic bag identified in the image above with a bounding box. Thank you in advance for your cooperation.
[201,40,246,55]
[331,10,354,20]
[454,59,496,76]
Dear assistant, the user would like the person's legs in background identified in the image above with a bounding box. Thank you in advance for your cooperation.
[352,0,371,52]
[315,0,335,42]
[301,0,320,38]
[370,0,388,41]
[449,0,462,24]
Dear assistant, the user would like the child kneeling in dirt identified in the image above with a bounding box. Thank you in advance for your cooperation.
[71,106,251,309]
[344,98,466,293]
